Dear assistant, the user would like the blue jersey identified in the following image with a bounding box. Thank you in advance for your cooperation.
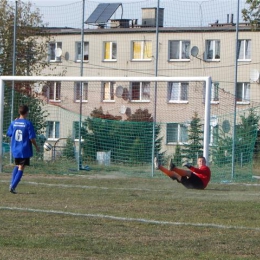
[7,119,36,158]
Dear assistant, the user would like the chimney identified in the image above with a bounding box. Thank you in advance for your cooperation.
[231,14,234,24]
[227,14,229,23]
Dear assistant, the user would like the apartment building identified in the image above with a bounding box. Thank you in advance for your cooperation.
[38,7,260,155]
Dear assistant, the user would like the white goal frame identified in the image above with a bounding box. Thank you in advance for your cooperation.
[0,76,211,172]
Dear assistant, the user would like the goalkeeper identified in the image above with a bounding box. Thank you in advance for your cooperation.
[154,156,211,189]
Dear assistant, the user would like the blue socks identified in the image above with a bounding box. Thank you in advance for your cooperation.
[11,169,24,190]
[10,166,18,188]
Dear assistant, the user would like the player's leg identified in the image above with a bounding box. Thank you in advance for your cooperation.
[10,165,18,187]
[154,157,181,181]
[11,158,29,193]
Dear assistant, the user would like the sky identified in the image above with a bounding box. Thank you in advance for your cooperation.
[10,0,247,28]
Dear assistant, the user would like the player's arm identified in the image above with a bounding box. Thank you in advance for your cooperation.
[31,138,40,152]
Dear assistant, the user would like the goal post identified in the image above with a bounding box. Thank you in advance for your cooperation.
[0,75,211,174]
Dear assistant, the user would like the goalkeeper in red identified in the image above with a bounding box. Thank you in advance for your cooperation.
[154,156,211,189]
[7,105,39,194]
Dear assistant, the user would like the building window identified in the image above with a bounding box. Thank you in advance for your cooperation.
[74,82,88,102]
[166,123,188,144]
[205,40,220,60]
[169,40,190,60]
[168,82,188,102]
[130,82,150,101]
[46,121,60,140]
[103,42,117,61]
[49,42,62,62]
[236,82,250,103]
[75,42,89,61]
[102,82,115,101]
[132,40,152,60]
[237,40,251,60]
[47,82,61,101]
[203,82,219,103]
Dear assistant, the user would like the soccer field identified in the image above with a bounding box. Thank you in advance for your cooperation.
[0,170,260,260]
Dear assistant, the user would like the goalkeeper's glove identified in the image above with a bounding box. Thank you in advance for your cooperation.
[183,162,192,169]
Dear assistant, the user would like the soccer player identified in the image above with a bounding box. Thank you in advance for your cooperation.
[7,105,40,194]
[154,156,211,189]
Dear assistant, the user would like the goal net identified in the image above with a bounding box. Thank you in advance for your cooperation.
[0,76,258,182]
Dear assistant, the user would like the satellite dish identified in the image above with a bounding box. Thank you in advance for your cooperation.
[115,86,124,98]
[125,107,131,117]
[119,105,126,114]
[191,46,199,57]
[34,83,43,93]
[64,52,69,61]
[250,69,260,83]
[55,48,62,58]
[222,120,231,133]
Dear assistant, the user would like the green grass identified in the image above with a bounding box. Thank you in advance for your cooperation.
[0,169,260,260]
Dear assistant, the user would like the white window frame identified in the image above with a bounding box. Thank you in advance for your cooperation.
[74,82,88,102]
[237,39,251,61]
[103,41,117,61]
[49,42,62,62]
[169,40,190,61]
[131,40,152,61]
[166,123,188,144]
[46,121,60,140]
[48,82,61,102]
[75,42,89,62]
[130,82,150,102]
[205,40,220,61]
[168,82,188,103]
[236,82,250,104]
[102,82,115,102]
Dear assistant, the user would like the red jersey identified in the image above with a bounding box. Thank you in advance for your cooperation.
[189,165,211,188]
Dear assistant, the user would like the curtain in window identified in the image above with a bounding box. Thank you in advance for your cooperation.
[206,41,213,59]
[180,83,188,100]
[182,41,190,59]
[56,82,61,100]
[166,123,178,143]
[245,40,251,59]
[133,41,141,59]
[169,82,179,100]
[104,82,110,100]
[143,41,152,59]
[142,82,150,100]
[84,42,89,60]
[112,42,117,59]
[104,42,110,60]
[50,43,56,60]
[169,41,179,59]
[180,124,188,142]
[55,122,60,138]
[238,40,243,59]
[244,83,250,101]
[215,40,220,59]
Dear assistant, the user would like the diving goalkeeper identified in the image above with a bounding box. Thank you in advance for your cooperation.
[154,156,211,189]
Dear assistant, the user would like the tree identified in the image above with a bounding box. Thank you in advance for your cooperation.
[181,112,203,164]
[242,0,260,27]
[0,1,63,140]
